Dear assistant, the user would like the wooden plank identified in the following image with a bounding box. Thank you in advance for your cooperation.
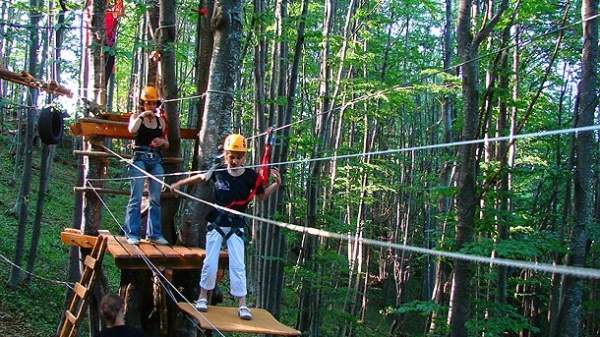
[65,310,77,324]
[83,256,97,269]
[61,231,97,249]
[177,303,300,336]
[73,283,88,299]
[173,245,200,259]
[138,241,166,259]
[98,113,130,122]
[152,244,190,268]
[104,235,131,259]
[152,242,179,257]
[69,118,199,140]
[114,236,142,257]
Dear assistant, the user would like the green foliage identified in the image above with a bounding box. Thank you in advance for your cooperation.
[385,300,444,316]
[466,301,539,337]
[0,136,121,336]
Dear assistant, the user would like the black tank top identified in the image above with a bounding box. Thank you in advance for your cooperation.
[134,115,163,147]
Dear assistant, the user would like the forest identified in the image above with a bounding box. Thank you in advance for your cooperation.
[0,0,598,336]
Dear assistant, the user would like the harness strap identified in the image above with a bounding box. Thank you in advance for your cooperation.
[208,211,246,242]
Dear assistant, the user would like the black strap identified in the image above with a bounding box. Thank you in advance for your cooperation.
[206,212,246,241]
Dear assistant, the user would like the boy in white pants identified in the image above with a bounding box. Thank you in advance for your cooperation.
[171,134,281,320]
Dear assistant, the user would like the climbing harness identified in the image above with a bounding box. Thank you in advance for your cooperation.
[208,212,247,241]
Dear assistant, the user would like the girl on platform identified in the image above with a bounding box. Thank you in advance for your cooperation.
[124,85,169,245]
[171,133,281,320]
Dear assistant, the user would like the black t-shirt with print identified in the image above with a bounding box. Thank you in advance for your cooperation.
[209,165,265,213]
[98,325,145,337]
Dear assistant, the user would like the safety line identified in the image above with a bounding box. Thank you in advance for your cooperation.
[161,89,234,103]
[173,187,600,279]
[88,123,600,183]
[0,252,74,289]
[98,144,600,279]
[86,181,227,337]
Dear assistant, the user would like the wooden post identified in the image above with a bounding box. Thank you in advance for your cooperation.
[81,138,108,336]
[82,140,108,236]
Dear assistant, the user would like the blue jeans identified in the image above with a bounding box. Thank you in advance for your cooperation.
[124,152,164,240]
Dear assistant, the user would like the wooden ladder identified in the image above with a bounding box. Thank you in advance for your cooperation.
[57,235,108,337]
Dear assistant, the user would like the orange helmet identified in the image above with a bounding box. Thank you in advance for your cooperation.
[140,86,159,101]
[223,134,247,152]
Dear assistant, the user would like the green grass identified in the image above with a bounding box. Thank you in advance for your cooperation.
[0,135,126,336]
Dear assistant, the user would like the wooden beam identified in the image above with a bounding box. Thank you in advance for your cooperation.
[69,118,199,140]
[74,187,179,199]
[0,67,73,97]
[73,150,182,163]
[60,230,228,270]
[60,230,98,249]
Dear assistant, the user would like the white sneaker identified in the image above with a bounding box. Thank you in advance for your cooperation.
[127,237,140,245]
[195,298,208,312]
[238,306,252,320]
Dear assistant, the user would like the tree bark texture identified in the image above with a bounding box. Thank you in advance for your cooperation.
[448,1,479,335]
[555,1,598,336]
[8,0,41,288]
[178,0,242,250]
[146,0,160,86]
[192,0,214,172]
[91,0,106,104]
[297,0,333,335]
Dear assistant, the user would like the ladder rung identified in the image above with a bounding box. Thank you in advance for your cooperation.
[74,282,88,298]
[83,255,97,269]
[65,310,77,324]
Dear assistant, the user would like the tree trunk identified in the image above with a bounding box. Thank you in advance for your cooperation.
[92,0,106,104]
[8,0,41,288]
[57,2,82,331]
[428,0,454,331]
[495,23,512,305]
[179,0,242,247]
[158,0,180,246]
[254,0,288,322]
[25,144,54,280]
[554,1,598,336]
[449,0,507,335]
[191,0,214,172]
[297,0,333,335]
[146,0,160,86]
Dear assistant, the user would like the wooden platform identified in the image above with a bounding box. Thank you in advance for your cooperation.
[60,229,227,270]
[178,303,300,336]
[69,117,199,139]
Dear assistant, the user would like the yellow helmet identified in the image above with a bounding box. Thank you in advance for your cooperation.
[223,134,247,152]
[141,86,159,101]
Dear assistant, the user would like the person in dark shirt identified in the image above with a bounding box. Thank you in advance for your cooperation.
[124,86,170,245]
[171,133,281,320]
[99,294,144,337]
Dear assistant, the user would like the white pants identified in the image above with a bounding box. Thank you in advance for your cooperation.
[199,225,247,297]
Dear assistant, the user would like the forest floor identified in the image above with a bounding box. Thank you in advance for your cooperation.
[0,134,125,336]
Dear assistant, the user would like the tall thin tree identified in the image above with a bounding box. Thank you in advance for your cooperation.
[555,1,598,336]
